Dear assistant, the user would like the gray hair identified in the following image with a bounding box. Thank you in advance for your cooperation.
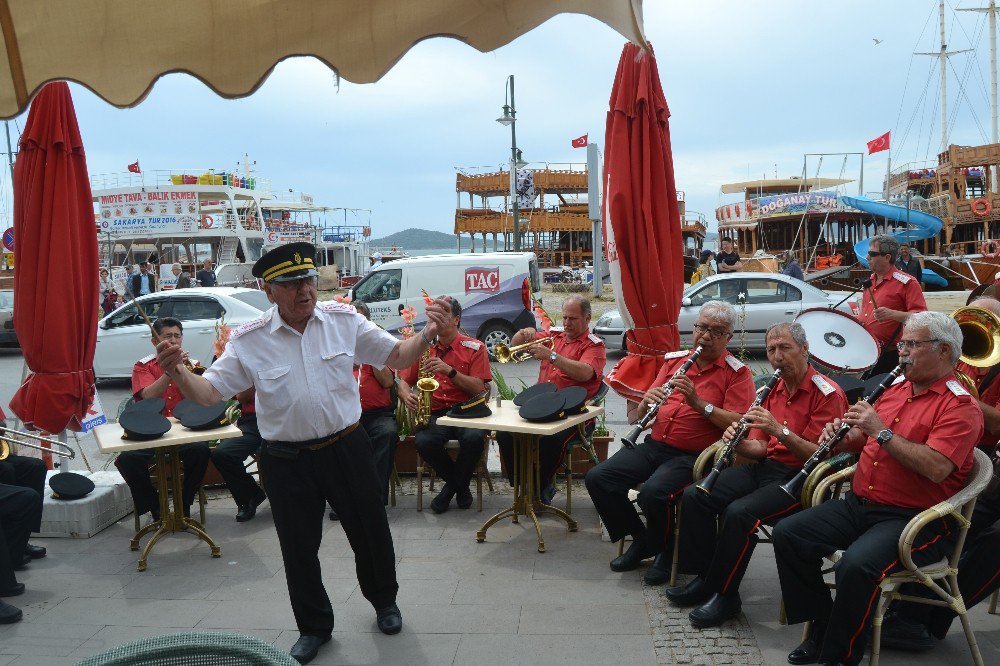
[766,321,808,347]
[699,300,737,330]
[171,263,181,271]
[970,297,1000,317]
[871,234,900,261]
[563,295,592,319]
[904,311,962,364]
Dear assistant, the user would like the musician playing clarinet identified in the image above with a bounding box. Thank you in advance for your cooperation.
[665,322,847,628]
[585,301,754,579]
[772,311,982,666]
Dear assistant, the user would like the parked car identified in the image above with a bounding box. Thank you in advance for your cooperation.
[593,273,857,352]
[0,289,15,347]
[94,287,272,380]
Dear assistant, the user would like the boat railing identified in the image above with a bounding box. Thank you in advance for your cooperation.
[89,170,272,195]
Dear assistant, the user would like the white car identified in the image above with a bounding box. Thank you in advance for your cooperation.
[94,287,272,380]
[594,273,857,352]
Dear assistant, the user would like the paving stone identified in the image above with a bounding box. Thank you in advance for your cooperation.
[453,633,656,665]
[518,603,651,635]
[31,597,217,629]
[273,628,462,665]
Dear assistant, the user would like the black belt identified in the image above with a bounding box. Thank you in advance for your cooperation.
[268,422,360,452]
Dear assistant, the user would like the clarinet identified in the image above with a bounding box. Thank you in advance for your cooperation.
[696,368,784,494]
[779,364,905,498]
[620,345,704,449]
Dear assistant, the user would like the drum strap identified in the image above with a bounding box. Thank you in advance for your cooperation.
[977,365,1000,396]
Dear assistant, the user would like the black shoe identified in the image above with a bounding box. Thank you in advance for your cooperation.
[0,583,25,598]
[236,493,266,522]
[610,540,655,572]
[643,552,673,586]
[456,485,473,510]
[540,484,556,505]
[289,634,331,664]
[13,554,30,572]
[24,544,46,559]
[690,592,742,628]
[149,507,161,522]
[0,600,21,624]
[665,576,711,607]
[431,484,456,514]
[328,508,340,521]
[376,603,403,635]
[788,622,825,665]
[879,613,935,652]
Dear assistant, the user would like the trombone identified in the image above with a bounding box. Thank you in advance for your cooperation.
[495,337,554,364]
[0,426,76,461]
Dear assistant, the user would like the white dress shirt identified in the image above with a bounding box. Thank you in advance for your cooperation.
[204,301,398,442]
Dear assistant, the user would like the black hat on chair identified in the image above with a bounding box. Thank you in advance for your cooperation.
[49,472,95,500]
[513,382,557,407]
[446,396,493,419]
[179,401,231,430]
[519,392,567,422]
[556,386,588,414]
[119,407,171,441]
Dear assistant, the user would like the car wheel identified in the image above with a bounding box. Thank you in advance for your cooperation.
[479,323,515,360]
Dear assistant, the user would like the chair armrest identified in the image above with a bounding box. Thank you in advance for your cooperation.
[801,453,856,509]
[806,464,856,509]
[693,440,724,482]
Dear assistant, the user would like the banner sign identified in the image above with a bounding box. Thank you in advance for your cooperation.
[98,189,201,234]
[514,170,535,210]
[465,266,501,293]
[756,190,840,216]
[265,225,314,244]
[81,392,108,433]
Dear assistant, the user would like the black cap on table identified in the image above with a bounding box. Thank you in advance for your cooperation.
[252,242,319,283]
[179,401,231,431]
[120,407,171,441]
[512,382,557,407]
[446,396,492,419]
[519,392,567,423]
[556,386,588,414]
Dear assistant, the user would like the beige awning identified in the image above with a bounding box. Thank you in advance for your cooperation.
[0,0,647,119]
[719,177,854,194]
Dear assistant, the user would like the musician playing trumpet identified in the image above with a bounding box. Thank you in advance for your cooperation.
[772,311,982,666]
[666,322,847,629]
[585,301,754,578]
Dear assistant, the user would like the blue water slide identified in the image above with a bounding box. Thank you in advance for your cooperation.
[839,195,948,287]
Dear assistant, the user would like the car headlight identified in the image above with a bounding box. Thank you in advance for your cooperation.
[596,315,611,328]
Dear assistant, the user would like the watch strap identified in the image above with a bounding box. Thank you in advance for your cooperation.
[447,368,457,379]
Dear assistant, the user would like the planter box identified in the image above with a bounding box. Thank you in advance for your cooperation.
[496,434,612,478]
[395,436,419,474]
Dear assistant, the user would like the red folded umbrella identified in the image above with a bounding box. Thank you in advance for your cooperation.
[9,82,98,432]
[603,43,683,401]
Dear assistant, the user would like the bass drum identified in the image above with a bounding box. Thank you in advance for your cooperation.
[795,308,880,375]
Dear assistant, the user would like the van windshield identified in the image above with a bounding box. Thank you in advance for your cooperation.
[353,269,402,303]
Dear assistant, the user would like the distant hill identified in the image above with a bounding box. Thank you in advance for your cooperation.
[372,228,468,250]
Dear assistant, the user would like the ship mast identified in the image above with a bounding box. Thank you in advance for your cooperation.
[917,0,972,152]
[958,0,999,144]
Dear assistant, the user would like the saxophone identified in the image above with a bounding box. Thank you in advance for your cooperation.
[414,346,440,430]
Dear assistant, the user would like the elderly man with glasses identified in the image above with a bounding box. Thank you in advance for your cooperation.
[859,234,927,377]
[585,301,755,579]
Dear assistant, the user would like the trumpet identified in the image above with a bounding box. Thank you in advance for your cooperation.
[495,337,554,363]
[620,345,704,449]
[0,426,76,461]
[135,300,204,374]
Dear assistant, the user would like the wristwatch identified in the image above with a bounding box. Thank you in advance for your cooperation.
[549,351,558,363]
[876,429,893,446]
[703,403,715,416]
[447,368,458,379]
[780,426,790,441]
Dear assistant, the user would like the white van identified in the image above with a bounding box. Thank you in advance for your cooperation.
[349,252,541,356]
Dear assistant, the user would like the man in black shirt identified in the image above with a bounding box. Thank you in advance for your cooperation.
[895,244,922,284]
[715,237,742,273]
[196,260,217,288]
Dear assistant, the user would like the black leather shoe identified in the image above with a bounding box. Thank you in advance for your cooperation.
[376,603,403,635]
[665,576,711,606]
[328,508,340,521]
[14,554,30,572]
[0,600,21,624]
[0,583,25,598]
[289,634,331,664]
[788,623,825,665]
[643,553,673,586]
[431,484,456,514]
[24,544,46,559]
[235,493,266,522]
[610,540,654,572]
[456,485,473,509]
[879,613,935,651]
[689,592,742,628]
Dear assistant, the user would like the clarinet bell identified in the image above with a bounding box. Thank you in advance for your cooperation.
[620,425,642,449]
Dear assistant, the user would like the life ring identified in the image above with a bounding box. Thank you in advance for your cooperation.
[973,198,992,218]
[981,240,1000,257]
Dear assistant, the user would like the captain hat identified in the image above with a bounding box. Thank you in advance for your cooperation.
[252,242,318,283]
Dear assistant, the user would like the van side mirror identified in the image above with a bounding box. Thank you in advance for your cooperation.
[682,297,692,307]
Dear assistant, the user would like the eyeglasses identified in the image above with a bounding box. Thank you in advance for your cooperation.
[693,323,731,339]
[272,276,318,290]
[866,251,889,258]
[895,338,939,351]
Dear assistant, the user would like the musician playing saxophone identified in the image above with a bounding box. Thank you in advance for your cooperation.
[772,311,982,666]
[665,322,847,629]
[585,301,754,577]
[398,298,491,514]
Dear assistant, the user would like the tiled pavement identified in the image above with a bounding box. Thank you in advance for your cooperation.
[2,478,1000,665]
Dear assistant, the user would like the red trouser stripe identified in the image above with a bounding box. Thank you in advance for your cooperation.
[970,564,1000,605]
[720,501,800,594]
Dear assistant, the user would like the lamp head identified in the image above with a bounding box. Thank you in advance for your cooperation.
[515,149,527,169]
[496,105,514,126]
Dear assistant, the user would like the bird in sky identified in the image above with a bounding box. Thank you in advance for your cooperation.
[873,38,883,45]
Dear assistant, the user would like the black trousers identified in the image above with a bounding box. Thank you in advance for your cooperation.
[211,414,265,508]
[584,435,695,551]
[0,454,46,533]
[361,408,399,505]
[414,413,485,489]
[894,494,1000,638]
[773,493,956,665]
[0,483,41,589]
[115,444,211,516]
[496,422,591,489]
[261,426,397,637]
[677,459,800,594]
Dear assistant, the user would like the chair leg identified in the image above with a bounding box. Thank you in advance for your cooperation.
[868,588,893,666]
[133,500,140,532]
[956,606,986,666]
[565,449,573,515]
[669,504,681,587]
[990,589,999,615]
[416,453,424,512]
[617,538,626,557]
[476,456,484,513]
[390,464,399,507]
[198,487,207,525]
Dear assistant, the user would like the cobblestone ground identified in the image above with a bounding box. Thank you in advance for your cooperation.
[644,577,765,666]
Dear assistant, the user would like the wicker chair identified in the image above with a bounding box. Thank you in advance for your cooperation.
[74,631,298,665]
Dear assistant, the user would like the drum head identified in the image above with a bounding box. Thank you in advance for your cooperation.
[795,308,879,374]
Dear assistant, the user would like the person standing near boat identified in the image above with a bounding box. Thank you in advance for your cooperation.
[715,237,742,273]
[690,250,717,285]
[895,244,922,284]
[781,252,804,281]
[130,262,157,297]
[196,259,217,288]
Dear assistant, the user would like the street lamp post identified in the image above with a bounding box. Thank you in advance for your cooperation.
[497,75,527,252]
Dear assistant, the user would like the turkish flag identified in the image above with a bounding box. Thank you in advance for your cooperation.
[571,134,588,148]
[867,131,890,154]
[127,160,141,173]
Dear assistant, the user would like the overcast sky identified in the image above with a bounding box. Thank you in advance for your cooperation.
[2,1,998,240]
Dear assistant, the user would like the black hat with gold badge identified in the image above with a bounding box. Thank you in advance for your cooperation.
[252,242,319,283]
